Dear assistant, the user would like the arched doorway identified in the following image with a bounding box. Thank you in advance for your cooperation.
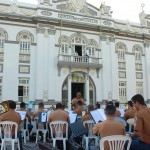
[62,72,96,108]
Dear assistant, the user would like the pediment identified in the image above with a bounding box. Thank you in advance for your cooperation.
[56,1,98,16]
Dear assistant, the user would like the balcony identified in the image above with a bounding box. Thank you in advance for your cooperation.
[57,55,102,77]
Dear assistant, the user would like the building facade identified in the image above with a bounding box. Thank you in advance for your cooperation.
[0,0,150,108]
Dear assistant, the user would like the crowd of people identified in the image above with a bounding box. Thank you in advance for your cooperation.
[0,92,150,150]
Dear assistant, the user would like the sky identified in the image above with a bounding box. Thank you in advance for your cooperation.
[17,0,150,23]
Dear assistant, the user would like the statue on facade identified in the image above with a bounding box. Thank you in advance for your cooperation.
[139,4,147,26]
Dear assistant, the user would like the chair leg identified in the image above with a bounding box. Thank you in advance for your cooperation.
[12,140,15,150]
[63,139,66,150]
[24,130,26,143]
[53,139,56,148]
[1,140,4,150]
[85,138,89,150]
[36,131,39,143]
[18,139,20,150]
[43,131,46,143]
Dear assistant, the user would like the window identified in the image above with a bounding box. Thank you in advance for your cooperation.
[136,82,143,95]
[20,35,31,54]
[0,33,4,51]
[61,43,68,55]
[0,77,2,101]
[136,72,143,79]
[119,81,127,102]
[118,62,126,70]
[118,48,125,62]
[88,40,98,57]
[18,78,29,102]
[133,45,142,64]
[135,64,142,71]
[119,71,126,78]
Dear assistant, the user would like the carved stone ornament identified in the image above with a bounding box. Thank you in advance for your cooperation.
[11,2,18,13]
[69,0,86,13]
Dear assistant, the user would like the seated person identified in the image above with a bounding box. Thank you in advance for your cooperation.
[82,104,94,122]
[73,101,84,116]
[33,102,46,120]
[48,103,70,150]
[33,102,46,141]
[93,104,125,150]
[127,94,150,150]
[17,102,33,134]
[114,101,121,117]
[48,103,70,123]
[123,100,136,120]
[0,101,23,150]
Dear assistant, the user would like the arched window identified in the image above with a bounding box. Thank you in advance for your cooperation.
[59,36,69,55]
[20,34,31,54]
[87,40,98,57]
[116,43,127,62]
[133,45,142,63]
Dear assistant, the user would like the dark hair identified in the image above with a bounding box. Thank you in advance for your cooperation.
[96,102,101,109]
[104,104,116,116]
[9,101,16,109]
[20,102,26,108]
[106,101,114,106]
[39,102,44,108]
[115,102,120,108]
[56,103,63,109]
[77,101,83,106]
[131,94,145,105]
[88,104,94,111]
[127,101,133,107]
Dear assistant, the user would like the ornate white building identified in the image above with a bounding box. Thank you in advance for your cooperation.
[0,0,150,108]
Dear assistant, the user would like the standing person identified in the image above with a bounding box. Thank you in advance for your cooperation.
[71,92,86,108]
[93,104,125,150]
[0,101,23,150]
[128,94,150,150]
[123,101,136,120]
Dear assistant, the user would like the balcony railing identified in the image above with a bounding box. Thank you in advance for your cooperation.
[57,55,102,69]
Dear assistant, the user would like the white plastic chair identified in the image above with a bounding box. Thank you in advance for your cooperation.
[82,120,99,150]
[50,121,68,150]
[0,121,20,150]
[127,118,135,133]
[20,117,29,143]
[100,135,131,150]
[35,121,48,143]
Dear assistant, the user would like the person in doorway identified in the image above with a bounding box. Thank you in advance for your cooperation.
[71,92,85,109]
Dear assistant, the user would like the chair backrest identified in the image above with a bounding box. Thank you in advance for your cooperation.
[0,121,18,140]
[115,117,127,127]
[127,118,135,125]
[50,121,68,139]
[20,117,28,130]
[83,120,95,136]
[100,135,131,150]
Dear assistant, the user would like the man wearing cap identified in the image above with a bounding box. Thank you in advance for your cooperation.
[128,94,150,150]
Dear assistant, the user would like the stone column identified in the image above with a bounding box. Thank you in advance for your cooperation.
[85,73,90,105]
[68,74,72,110]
